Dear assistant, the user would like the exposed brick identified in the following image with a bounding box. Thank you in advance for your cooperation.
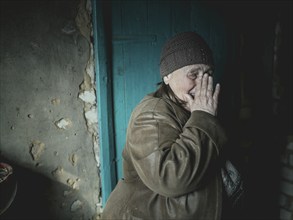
[281,167,293,181]
[281,153,289,165]
[289,154,293,167]
[287,142,293,151]
[280,208,292,220]
[280,181,293,197]
[279,194,287,207]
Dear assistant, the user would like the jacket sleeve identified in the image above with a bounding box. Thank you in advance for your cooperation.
[126,108,227,198]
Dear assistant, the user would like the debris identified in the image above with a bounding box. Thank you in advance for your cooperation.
[55,118,72,130]
[28,114,34,119]
[30,141,45,161]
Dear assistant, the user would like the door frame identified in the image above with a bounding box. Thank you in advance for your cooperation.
[92,0,116,207]
[92,0,228,207]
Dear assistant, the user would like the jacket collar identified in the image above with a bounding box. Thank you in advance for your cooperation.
[160,92,191,127]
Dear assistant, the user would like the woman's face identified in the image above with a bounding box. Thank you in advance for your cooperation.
[163,64,212,101]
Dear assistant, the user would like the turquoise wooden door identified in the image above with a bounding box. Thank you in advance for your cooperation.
[111,0,227,180]
[93,0,228,205]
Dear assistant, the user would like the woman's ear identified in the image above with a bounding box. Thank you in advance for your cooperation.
[163,74,172,85]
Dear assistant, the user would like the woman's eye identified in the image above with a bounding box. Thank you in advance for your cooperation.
[188,73,198,80]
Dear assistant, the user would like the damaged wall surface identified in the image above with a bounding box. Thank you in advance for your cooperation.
[0,0,101,219]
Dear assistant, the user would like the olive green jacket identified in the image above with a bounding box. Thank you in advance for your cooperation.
[102,93,227,220]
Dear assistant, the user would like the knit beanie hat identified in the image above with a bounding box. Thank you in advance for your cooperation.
[160,32,214,77]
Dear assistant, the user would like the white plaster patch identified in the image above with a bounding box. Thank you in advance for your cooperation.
[93,138,100,167]
[86,56,95,84]
[55,118,72,130]
[85,107,98,124]
[78,89,96,104]
[96,201,103,214]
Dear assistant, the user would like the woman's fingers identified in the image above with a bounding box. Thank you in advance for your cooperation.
[201,74,208,96]
[194,73,203,96]
[206,76,213,98]
[213,83,220,105]
[189,74,220,116]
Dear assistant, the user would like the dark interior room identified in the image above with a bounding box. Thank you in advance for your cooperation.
[1,0,292,219]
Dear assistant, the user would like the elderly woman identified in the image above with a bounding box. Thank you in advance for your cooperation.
[102,32,243,220]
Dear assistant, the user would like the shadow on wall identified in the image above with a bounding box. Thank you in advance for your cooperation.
[0,156,92,220]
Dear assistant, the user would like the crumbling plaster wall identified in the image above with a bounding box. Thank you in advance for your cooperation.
[0,0,101,219]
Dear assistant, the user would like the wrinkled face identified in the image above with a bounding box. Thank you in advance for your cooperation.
[163,64,213,101]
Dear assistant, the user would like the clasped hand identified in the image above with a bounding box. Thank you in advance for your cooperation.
[183,73,220,116]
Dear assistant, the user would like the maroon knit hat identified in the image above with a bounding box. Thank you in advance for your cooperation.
[159,32,214,77]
